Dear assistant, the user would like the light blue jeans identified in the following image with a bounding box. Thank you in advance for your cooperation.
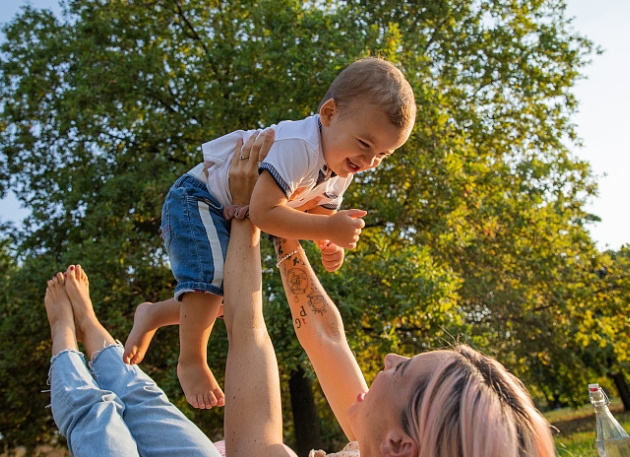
[49,344,222,457]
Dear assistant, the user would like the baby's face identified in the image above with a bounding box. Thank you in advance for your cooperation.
[319,98,411,178]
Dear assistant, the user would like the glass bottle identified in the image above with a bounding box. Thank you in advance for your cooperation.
[589,383,630,457]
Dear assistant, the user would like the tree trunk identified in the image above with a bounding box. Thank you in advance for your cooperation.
[546,392,567,411]
[290,367,322,457]
[610,371,630,411]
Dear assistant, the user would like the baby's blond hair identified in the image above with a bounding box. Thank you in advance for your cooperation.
[319,57,416,132]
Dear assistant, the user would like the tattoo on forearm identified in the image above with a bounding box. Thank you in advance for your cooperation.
[285,260,325,329]
[294,305,308,329]
[307,289,327,315]
[288,268,308,295]
[273,237,288,256]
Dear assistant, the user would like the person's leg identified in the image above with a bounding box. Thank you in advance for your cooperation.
[123,296,225,366]
[161,173,231,410]
[45,272,140,457]
[63,265,117,356]
[46,273,79,356]
[178,291,224,409]
[123,298,180,364]
[65,265,222,457]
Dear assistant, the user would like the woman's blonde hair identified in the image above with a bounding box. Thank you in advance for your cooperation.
[403,345,555,457]
[319,57,416,132]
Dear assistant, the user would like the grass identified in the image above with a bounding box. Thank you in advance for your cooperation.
[547,398,630,457]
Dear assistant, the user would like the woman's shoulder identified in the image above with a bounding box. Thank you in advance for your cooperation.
[309,441,359,457]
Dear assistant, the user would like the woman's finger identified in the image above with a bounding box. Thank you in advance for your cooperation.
[229,138,245,170]
[239,130,260,161]
[255,129,275,163]
[247,129,272,165]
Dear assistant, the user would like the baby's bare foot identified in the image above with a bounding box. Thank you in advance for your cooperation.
[123,302,157,364]
[177,360,225,409]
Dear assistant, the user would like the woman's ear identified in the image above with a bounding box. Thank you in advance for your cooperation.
[319,98,337,127]
[380,429,418,457]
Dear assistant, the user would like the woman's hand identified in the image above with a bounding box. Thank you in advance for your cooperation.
[228,129,275,206]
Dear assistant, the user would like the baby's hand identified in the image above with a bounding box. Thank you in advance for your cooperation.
[317,241,344,272]
[327,209,366,249]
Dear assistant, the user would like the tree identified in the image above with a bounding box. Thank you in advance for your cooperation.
[0,0,605,453]
[577,247,630,410]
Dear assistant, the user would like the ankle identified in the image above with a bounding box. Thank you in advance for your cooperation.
[50,319,74,334]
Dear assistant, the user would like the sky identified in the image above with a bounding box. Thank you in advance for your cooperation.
[0,0,628,251]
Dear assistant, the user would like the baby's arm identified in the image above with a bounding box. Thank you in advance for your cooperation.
[249,172,366,249]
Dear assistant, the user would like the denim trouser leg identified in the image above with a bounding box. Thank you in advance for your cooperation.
[90,345,221,457]
[49,349,140,457]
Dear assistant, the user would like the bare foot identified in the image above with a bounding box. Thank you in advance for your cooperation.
[177,360,225,409]
[64,264,96,331]
[64,264,116,357]
[123,302,158,364]
[44,273,78,355]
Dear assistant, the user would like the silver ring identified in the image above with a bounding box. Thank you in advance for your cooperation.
[239,155,248,160]
[257,161,262,167]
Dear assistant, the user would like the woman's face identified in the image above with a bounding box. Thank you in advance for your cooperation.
[347,351,447,455]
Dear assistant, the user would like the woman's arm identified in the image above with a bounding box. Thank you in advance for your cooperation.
[274,236,368,441]
[223,131,296,457]
[224,219,293,456]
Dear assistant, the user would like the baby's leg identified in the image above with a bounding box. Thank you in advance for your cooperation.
[178,292,225,409]
[123,298,180,364]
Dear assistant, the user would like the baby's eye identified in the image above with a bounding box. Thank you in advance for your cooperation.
[358,139,370,148]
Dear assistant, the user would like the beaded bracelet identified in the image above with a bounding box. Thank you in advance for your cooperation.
[276,248,303,268]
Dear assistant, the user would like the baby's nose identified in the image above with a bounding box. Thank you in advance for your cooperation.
[359,155,376,168]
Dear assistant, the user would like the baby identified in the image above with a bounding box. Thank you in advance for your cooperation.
[124,57,417,409]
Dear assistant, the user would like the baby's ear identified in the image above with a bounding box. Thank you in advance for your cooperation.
[319,98,338,126]
[380,429,418,457]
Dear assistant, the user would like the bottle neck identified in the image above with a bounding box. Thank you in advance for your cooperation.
[593,402,613,415]
[590,387,610,409]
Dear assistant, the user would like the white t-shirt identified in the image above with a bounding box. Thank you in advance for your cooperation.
[202,115,353,210]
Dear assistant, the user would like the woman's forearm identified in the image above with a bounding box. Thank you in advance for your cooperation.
[274,237,367,441]
[224,219,288,457]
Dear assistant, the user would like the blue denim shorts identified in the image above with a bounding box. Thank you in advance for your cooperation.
[161,172,230,300]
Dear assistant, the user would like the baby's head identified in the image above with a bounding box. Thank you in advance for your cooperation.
[320,57,416,133]
[318,58,417,177]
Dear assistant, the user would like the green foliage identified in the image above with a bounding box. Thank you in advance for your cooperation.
[1,0,621,452]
